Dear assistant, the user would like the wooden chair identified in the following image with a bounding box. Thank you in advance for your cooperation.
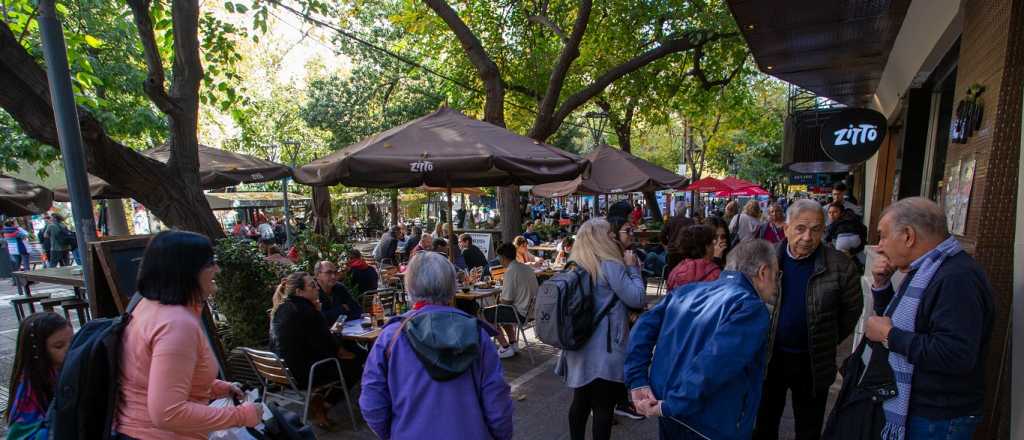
[489,266,507,283]
[11,294,52,322]
[240,347,357,427]
[58,298,91,326]
[360,288,400,316]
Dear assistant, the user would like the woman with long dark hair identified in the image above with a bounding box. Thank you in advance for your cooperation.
[4,312,73,440]
[703,216,732,268]
[116,230,261,439]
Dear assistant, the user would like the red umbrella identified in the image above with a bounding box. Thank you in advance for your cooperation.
[721,176,759,190]
[715,186,770,197]
[684,177,733,193]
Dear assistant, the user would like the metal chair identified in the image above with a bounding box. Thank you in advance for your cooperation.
[647,265,669,297]
[240,347,357,428]
[491,292,537,365]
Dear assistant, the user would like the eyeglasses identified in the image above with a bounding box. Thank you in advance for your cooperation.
[203,256,219,268]
[776,270,784,282]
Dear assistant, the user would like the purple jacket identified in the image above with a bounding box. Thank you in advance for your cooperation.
[359,305,514,439]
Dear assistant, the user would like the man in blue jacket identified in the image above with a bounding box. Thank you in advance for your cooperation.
[625,239,780,439]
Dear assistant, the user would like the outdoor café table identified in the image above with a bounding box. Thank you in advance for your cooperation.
[456,287,500,303]
[333,319,382,344]
[11,266,89,324]
[528,244,558,257]
[11,266,86,297]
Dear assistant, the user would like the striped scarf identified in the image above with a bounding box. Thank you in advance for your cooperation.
[880,236,962,440]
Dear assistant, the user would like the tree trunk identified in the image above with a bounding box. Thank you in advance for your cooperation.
[106,198,130,236]
[311,185,334,237]
[0,16,224,238]
[390,190,399,227]
[643,191,662,221]
[498,185,519,244]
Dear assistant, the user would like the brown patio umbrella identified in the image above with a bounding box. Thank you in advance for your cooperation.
[294,107,586,261]
[532,145,685,197]
[293,107,586,188]
[1,175,54,216]
[53,144,293,201]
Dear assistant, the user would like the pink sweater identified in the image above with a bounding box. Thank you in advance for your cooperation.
[116,298,260,439]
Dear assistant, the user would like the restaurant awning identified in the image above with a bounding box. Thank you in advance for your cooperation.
[53,145,293,201]
[531,145,685,197]
[0,175,54,216]
[726,0,911,106]
[293,107,587,188]
[205,192,310,210]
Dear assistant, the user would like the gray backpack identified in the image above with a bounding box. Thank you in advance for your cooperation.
[534,265,618,352]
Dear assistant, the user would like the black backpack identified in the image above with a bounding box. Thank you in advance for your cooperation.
[57,226,77,249]
[535,264,618,352]
[46,294,141,440]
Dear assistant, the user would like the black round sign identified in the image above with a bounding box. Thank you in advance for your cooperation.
[820,108,888,164]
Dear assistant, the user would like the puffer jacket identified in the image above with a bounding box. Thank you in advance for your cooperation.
[767,241,863,393]
[666,258,721,291]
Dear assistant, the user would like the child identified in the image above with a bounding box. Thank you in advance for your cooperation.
[4,312,73,440]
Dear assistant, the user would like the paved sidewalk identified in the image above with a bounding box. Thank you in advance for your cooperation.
[0,277,833,439]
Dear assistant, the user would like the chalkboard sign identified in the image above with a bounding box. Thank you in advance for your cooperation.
[820,108,888,164]
[467,232,494,259]
[88,235,152,316]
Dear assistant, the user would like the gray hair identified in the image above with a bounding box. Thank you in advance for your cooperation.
[725,239,777,280]
[786,198,825,223]
[404,251,456,305]
[881,196,949,239]
[313,260,335,274]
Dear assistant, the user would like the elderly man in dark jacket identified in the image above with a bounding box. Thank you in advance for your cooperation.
[753,199,863,440]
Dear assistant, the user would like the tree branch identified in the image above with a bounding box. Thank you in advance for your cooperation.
[422,0,505,126]
[690,45,747,89]
[527,15,568,44]
[527,0,591,139]
[504,81,542,101]
[126,0,179,116]
[535,32,733,142]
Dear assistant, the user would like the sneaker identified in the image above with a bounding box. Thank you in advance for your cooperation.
[497,345,516,359]
[509,342,519,353]
[614,403,646,420]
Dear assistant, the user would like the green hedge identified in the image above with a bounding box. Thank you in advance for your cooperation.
[214,238,290,349]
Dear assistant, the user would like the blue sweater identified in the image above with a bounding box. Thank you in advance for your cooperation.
[625,271,770,440]
[873,251,994,420]
[777,248,815,353]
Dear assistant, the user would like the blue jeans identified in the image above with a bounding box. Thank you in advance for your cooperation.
[907,415,980,440]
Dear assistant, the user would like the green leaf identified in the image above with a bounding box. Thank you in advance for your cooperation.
[224,1,235,13]
[83,35,104,48]
[234,3,248,13]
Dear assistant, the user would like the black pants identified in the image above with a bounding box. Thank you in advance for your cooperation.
[569,378,622,440]
[753,350,829,440]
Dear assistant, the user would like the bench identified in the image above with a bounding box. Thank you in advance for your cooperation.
[11,294,52,322]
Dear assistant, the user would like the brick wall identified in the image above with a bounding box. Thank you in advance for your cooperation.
[942,0,1023,437]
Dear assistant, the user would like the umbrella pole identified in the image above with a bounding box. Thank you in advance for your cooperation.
[447,185,455,263]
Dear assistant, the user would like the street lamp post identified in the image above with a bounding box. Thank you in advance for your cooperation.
[584,111,608,214]
[282,140,300,247]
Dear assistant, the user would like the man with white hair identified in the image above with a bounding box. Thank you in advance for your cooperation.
[626,240,779,439]
[753,198,863,440]
[860,197,993,439]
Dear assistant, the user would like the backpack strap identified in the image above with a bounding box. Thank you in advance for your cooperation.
[125,293,144,315]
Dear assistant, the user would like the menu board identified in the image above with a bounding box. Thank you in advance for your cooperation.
[952,155,977,236]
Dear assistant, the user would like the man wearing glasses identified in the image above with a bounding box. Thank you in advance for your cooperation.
[753,199,863,440]
[313,260,364,325]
